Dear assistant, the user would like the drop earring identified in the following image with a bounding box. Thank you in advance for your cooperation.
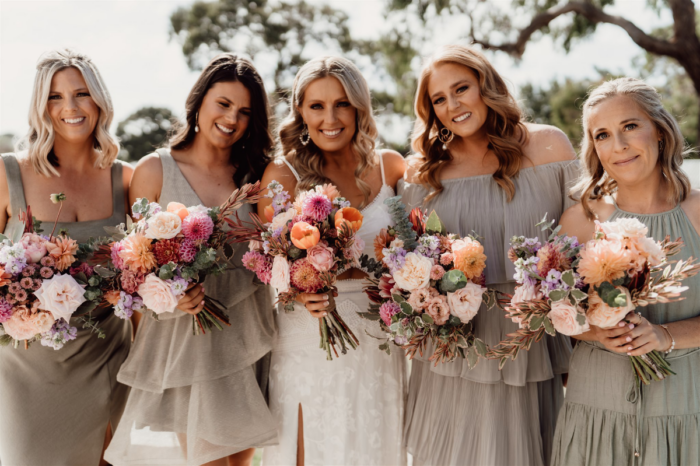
[300,123,310,146]
[438,127,453,150]
[194,112,199,133]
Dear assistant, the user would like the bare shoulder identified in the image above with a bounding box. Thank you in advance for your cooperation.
[559,203,595,243]
[522,123,577,167]
[379,149,406,188]
[130,153,163,202]
[260,158,298,194]
[120,160,134,185]
[403,154,424,184]
[0,157,9,213]
[681,188,700,235]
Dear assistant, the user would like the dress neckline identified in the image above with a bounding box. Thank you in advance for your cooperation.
[611,196,682,218]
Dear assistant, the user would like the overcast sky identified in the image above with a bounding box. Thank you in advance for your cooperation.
[0,0,672,143]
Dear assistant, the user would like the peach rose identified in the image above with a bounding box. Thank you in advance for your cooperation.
[393,252,432,291]
[290,222,320,250]
[549,301,589,336]
[166,202,190,221]
[145,211,182,240]
[137,274,179,315]
[587,287,635,329]
[334,207,363,233]
[306,244,336,272]
[270,256,291,293]
[426,295,450,325]
[3,304,55,340]
[448,281,485,324]
[34,274,87,322]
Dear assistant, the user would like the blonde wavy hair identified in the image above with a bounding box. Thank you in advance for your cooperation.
[412,44,528,202]
[574,77,692,219]
[16,48,119,177]
[278,56,378,207]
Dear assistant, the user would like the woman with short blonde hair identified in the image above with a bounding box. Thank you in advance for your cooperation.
[0,48,132,465]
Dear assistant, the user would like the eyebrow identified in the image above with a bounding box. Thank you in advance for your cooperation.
[430,79,471,100]
[49,87,89,94]
[217,96,250,107]
[592,118,642,134]
[305,97,349,105]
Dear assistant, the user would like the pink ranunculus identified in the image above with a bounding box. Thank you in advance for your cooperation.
[20,233,48,264]
[393,252,432,291]
[548,301,589,336]
[426,295,450,325]
[270,256,290,293]
[3,304,55,340]
[137,274,179,315]
[34,274,87,322]
[587,288,635,329]
[306,243,336,272]
[447,281,485,324]
[407,287,436,312]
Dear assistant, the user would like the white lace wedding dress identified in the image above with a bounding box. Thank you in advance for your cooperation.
[262,155,407,466]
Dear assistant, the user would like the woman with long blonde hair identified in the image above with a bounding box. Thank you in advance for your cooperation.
[552,78,700,466]
[0,48,132,465]
[399,44,579,465]
[259,56,408,465]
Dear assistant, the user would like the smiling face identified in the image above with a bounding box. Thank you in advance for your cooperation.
[427,62,489,140]
[298,76,357,153]
[47,67,100,146]
[196,81,251,149]
[588,95,662,187]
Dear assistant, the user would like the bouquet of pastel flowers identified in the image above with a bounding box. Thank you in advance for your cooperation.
[0,196,107,350]
[234,181,365,360]
[92,183,262,334]
[490,216,700,385]
[360,198,494,366]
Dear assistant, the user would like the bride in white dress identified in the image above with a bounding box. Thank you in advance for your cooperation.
[259,56,408,466]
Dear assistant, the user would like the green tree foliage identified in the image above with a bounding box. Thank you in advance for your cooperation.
[116,107,175,162]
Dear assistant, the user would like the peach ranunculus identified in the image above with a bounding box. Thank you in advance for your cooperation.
[45,236,78,271]
[586,287,635,329]
[448,281,485,324]
[137,274,179,315]
[393,252,432,291]
[315,183,340,202]
[3,304,55,340]
[452,238,487,280]
[270,256,291,293]
[270,209,297,232]
[334,207,363,233]
[103,290,122,306]
[119,232,157,274]
[290,222,320,250]
[34,274,87,322]
[549,301,589,336]
[578,239,632,287]
[20,233,48,263]
[426,295,450,325]
[166,202,190,221]
[145,211,182,240]
[264,204,276,223]
[306,243,336,272]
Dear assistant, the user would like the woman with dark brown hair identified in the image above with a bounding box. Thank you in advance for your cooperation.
[399,44,579,465]
[104,53,277,466]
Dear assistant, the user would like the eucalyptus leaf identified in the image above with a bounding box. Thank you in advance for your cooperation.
[440,269,467,293]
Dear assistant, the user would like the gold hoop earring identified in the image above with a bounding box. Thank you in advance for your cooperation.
[438,127,453,150]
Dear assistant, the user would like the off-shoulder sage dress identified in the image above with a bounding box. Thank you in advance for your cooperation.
[104,149,278,465]
[0,153,132,466]
[399,160,580,466]
[551,199,700,466]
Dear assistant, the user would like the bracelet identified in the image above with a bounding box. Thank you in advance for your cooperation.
[660,325,675,354]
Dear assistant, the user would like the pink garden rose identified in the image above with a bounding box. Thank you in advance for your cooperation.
[144,211,182,240]
[549,301,589,336]
[393,252,432,291]
[20,233,48,264]
[137,274,179,315]
[34,274,87,322]
[586,287,635,329]
[270,256,291,293]
[306,243,336,272]
[447,282,485,324]
[3,304,55,340]
[408,287,436,312]
[426,295,450,325]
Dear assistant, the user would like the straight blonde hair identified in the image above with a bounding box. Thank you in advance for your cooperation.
[16,48,119,177]
[574,77,692,219]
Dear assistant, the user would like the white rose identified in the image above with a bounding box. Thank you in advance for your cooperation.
[137,274,179,315]
[393,252,432,291]
[270,256,291,293]
[635,236,664,266]
[448,281,486,324]
[549,301,589,336]
[144,211,182,240]
[599,218,648,240]
[587,287,635,329]
[34,274,87,322]
[187,205,209,215]
[270,209,297,232]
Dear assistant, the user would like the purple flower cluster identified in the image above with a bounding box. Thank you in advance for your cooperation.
[415,235,441,260]
[382,247,407,273]
[0,297,13,323]
[0,242,27,275]
[168,276,190,297]
[40,318,78,350]
[266,180,291,216]
[114,292,145,320]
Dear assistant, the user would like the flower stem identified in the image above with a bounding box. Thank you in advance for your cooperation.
[50,201,63,241]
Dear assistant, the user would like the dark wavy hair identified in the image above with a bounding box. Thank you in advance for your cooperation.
[169,53,273,186]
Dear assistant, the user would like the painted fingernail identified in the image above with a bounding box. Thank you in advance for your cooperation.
[626,337,632,342]
[627,346,633,351]
[323,312,327,316]
[629,324,635,329]
[324,301,329,306]
[619,322,626,327]
[627,352,632,355]
[323,295,329,300]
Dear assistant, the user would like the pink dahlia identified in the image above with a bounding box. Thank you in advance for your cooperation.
[182,213,214,241]
[0,297,13,323]
[257,259,273,284]
[153,239,181,265]
[301,193,332,222]
[120,269,145,295]
[289,258,324,293]
[111,241,126,270]
[179,238,198,262]
[242,251,266,274]
[379,301,400,326]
